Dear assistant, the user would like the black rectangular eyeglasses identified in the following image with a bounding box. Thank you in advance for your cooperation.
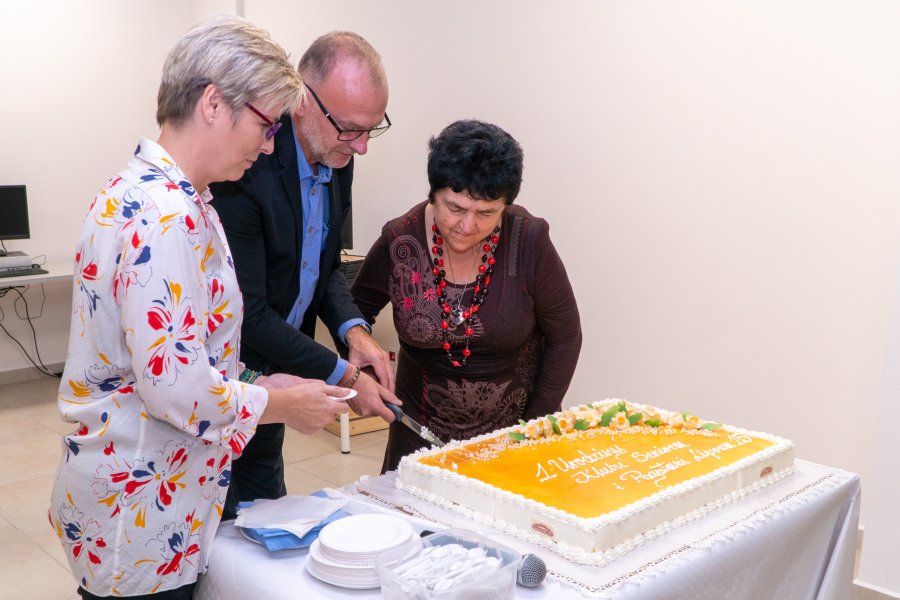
[304,83,391,141]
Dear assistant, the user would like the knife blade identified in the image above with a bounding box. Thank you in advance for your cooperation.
[383,402,445,447]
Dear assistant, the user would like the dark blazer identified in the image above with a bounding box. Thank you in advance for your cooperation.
[209,113,362,380]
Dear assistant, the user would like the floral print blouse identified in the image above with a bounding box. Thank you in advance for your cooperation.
[49,139,268,596]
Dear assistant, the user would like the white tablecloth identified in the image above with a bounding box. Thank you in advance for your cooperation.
[195,460,859,599]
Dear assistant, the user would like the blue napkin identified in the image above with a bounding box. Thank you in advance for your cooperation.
[236,492,349,551]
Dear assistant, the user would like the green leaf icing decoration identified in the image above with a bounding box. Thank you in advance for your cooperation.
[599,404,621,427]
[506,401,726,444]
[547,414,561,435]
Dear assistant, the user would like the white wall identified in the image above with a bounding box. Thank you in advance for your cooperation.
[859,262,900,593]
[1,1,899,590]
[0,0,237,378]
[244,1,900,590]
[0,1,199,375]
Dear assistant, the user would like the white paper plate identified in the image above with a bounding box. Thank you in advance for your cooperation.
[329,388,358,402]
[305,554,381,589]
[237,526,262,545]
[308,539,379,570]
[318,513,413,557]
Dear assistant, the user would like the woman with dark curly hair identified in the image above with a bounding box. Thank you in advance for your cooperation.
[352,119,582,471]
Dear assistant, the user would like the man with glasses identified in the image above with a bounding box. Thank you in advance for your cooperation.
[210,31,398,520]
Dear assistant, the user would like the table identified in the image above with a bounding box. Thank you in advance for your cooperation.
[195,460,859,599]
[0,259,73,287]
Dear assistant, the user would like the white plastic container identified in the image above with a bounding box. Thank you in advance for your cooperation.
[376,529,521,600]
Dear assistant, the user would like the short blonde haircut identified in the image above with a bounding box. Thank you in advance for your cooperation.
[156,15,303,126]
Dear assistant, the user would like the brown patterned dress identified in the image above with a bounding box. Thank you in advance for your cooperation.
[351,201,582,472]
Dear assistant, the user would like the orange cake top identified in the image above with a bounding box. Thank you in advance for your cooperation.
[416,401,777,519]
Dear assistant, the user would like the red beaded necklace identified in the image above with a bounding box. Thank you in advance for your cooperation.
[430,222,500,367]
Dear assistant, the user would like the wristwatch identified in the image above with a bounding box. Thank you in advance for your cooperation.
[352,322,373,335]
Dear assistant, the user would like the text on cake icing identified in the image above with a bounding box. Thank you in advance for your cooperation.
[728,433,753,446]
[689,433,753,461]
[690,441,735,461]
[630,440,689,463]
[534,446,628,482]
[620,458,693,487]
[535,463,557,482]
[571,461,628,484]
[528,431,762,489]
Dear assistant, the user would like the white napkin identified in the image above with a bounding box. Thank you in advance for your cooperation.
[234,495,348,539]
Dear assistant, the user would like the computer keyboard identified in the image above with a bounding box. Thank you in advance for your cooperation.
[0,264,49,278]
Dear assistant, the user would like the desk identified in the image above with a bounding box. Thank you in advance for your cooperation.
[0,260,73,374]
[0,260,73,287]
[196,460,859,599]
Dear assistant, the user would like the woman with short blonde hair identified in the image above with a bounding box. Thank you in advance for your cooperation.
[49,16,349,599]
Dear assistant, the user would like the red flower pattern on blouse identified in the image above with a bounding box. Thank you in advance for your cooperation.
[145,280,199,380]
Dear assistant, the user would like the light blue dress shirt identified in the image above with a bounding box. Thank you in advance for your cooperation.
[285,121,368,384]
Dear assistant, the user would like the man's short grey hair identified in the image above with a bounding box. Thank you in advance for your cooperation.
[157,15,303,126]
[297,31,386,88]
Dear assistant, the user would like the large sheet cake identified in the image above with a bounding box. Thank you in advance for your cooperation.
[396,399,795,565]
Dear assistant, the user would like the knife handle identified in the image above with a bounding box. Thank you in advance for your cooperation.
[383,401,402,421]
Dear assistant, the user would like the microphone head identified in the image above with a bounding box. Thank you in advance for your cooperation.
[516,553,547,588]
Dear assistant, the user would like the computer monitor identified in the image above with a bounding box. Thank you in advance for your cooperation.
[341,207,353,250]
[0,185,29,256]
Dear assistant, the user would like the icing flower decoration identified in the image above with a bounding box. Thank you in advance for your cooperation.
[539,418,555,437]
[681,413,702,430]
[639,405,661,425]
[555,411,577,434]
[610,413,630,430]
[665,412,685,428]
[508,400,722,443]
[522,421,543,440]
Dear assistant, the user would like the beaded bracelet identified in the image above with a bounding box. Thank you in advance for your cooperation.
[239,368,262,385]
[346,365,362,388]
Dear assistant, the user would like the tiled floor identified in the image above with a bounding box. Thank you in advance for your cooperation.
[0,375,388,600]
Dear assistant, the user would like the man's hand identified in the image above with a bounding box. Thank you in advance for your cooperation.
[346,325,396,393]
[257,372,315,388]
[340,366,400,422]
[257,375,350,434]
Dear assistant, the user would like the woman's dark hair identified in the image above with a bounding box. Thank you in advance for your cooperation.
[427,120,524,204]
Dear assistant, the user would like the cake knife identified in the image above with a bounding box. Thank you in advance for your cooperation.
[383,402,445,447]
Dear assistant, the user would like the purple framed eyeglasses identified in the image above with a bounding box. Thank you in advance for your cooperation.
[244,102,282,140]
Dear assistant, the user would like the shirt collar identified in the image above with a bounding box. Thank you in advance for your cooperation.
[291,120,333,185]
[133,137,213,205]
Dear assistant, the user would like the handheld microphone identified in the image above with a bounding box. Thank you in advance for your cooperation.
[516,553,547,588]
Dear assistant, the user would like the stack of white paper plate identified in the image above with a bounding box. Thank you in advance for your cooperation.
[305,513,415,589]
